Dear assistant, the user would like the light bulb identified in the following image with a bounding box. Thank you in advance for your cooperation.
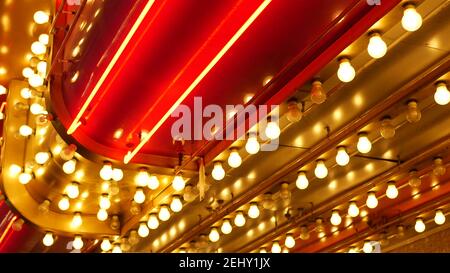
[314,160,328,179]
[286,99,302,122]
[295,171,309,190]
[99,194,111,209]
[380,117,395,139]
[72,235,83,250]
[209,227,220,242]
[212,162,225,181]
[147,213,159,229]
[134,188,146,204]
[37,61,47,75]
[20,87,32,99]
[367,32,387,59]
[9,164,22,176]
[271,241,281,253]
[62,159,76,175]
[248,203,260,219]
[434,210,446,225]
[406,100,421,123]
[221,219,233,234]
[112,168,123,181]
[336,146,350,166]
[337,58,356,83]
[22,67,34,78]
[234,211,246,227]
[357,133,372,154]
[58,195,70,211]
[434,82,450,105]
[310,80,326,104]
[19,125,33,136]
[101,238,112,251]
[30,103,45,115]
[112,244,122,253]
[433,157,446,176]
[228,149,242,168]
[28,74,44,87]
[259,248,267,253]
[71,212,82,227]
[245,134,260,154]
[265,120,280,140]
[158,205,171,221]
[386,182,398,199]
[408,170,421,188]
[148,175,160,190]
[42,232,54,247]
[97,209,108,221]
[170,195,183,212]
[299,226,310,240]
[401,5,422,32]
[284,234,295,249]
[366,192,378,209]
[100,162,113,180]
[34,11,50,24]
[31,41,46,55]
[136,169,150,187]
[279,182,291,201]
[330,210,342,226]
[39,34,50,45]
[172,175,185,191]
[35,152,50,165]
[18,172,32,184]
[66,182,79,199]
[363,241,373,253]
[138,222,149,237]
[348,201,359,217]
[414,218,425,233]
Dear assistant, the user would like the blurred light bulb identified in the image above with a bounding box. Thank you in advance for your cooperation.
[337,58,355,83]
[357,133,372,154]
[330,210,342,226]
[35,152,50,165]
[336,146,350,166]
[19,125,33,136]
[37,61,47,75]
[147,213,159,229]
[112,168,123,182]
[39,34,50,45]
[42,232,54,247]
[66,182,79,199]
[18,172,32,184]
[9,164,22,176]
[262,193,275,210]
[265,119,280,140]
[271,241,281,253]
[310,80,326,104]
[62,159,77,175]
[134,188,145,204]
[314,160,328,179]
[401,5,422,32]
[299,225,310,240]
[183,184,196,202]
[408,170,421,188]
[71,212,82,227]
[280,182,291,201]
[38,200,51,214]
[434,210,446,225]
[112,244,122,253]
[28,74,44,87]
[34,11,50,24]
[100,162,113,180]
[348,201,359,217]
[284,234,295,249]
[366,192,378,209]
[212,162,225,181]
[228,149,242,168]
[138,222,149,237]
[170,195,183,212]
[415,218,425,233]
[97,209,108,221]
[72,235,83,250]
[99,194,111,209]
[31,41,46,55]
[363,241,373,253]
[380,117,395,139]
[234,211,246,227]
[101,238,111,251]
[172,175,185,191]
[386,182,398,199]
[286,99,302,122]
[136,169,150,187]
[248,203,260,219]
[148,175,159,190]
[209,227,220,242]
[245,133,260,154]
[58,195,70,211]
[406,100,421,123]
[367,32,387,59]
[433,157,446,176]
[20,87,32,99]
[434,82,450,106]
[158,205,171,221]
[296,171,309,190]
[30,103,45,115]
[22,67,34,78]
[221,219,233,234]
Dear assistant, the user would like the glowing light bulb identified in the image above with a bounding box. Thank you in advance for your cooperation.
[366,192,378,209]
[62,159,77,175]
[97,209,108,221]
[172,175,185,191]
[310,80,326,104]
[221,219,233,234]
[31,41,46,55]
[136,169,150,187]
[37,61,47,75]
[19,125,33,136]
[363,241,373,253]
[265,119,280,140]
[39,34,50,45]
[367,32,387,59]
[434,210,446,225]
[18,172,32,184]
[386,182,398,199]
[401,4,422,32]
[357,133,372,154]
[271,241,281,253]
[134,188,145,204]
[34,11,50,24]
[314,160,328,179]
[66,182,79,199]
[245,133,260,154]
[336,146,350,166]
[414,218,425,233]
[112,244,122,253]
[170,195,183,212]
[228,149,242,168]
[42,232,54,247]
[138,222,149,237]
[100,162,113,180]
[99,194,111,209]
[111,168,123,181]
[22,67,34,78]
[72,235,83,250]
[408,170,421,188]
[148,175,159,190]
[406,100,421,123]
[212,162,225,181]
[284,234,295,249]
[101,238,111,251]
[9,165,22,176]
[147,213,159,229]
[58,195,70,211]
[295,171,309,190]
[380,117,395,139]
[158,205,171,221]
[433,157,446,176]
[35,152,50,164]
[348,201,359,217]
[209,227,220,242]
[248,203,260,219]
[28,74,44,87]
[30,103,45,115]
[337,58,355,83]
[434,82,450,106]
[234,211,246,227]
[20,87,32,99]
[71,212,82,228]
[330,210,342,226]
[286,99,302,122]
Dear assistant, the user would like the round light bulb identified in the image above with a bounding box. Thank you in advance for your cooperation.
[28,74,44,87]
[20,87,32,99]
[19,125,33,136]
[380,117,395,139]
[97,209,108,221]
[284,234,295,249]
[158,205,171,221]
[296,171,309,190]
[434,210,446,225]
[138,222,150,238]
[310,80,327,104]
[112,244,122,253]
[228,149,242,168]
[271,241,281,253]
[336,146,350,166]
[34,11,50,24]
[30,103,45,115]
[248,203,260,219]
[367,32,387,59]
[62,159,77,174]
[71,212,82,228]
[72,236,83,250]
[348,201,360,217]
[66,182,79,199]
[401,5,422,32]
[172,175,185,191]
[9,164,22,176]
[314,160,328,179]
[363,241,373,253]
[170,196,183,212]
[415,218,425,233]
[234,211,246,227]
[147,213,159,229]
[330,210,342,226]
[433,157,446,176]
[148,175,160,190]
[221,219,233,235]
[212,162,225,181]
[35,152,50,165]
[42,232,54,247]
[337,58,356,83]
[99,194,111,209]
[286,99,302,122]
[39,34,50,45]
[357,133,372,154]
[22,67,34,78]
[58,195,70,211]
[209,227,220,242]
[386,182,398,199]
[135,169,150,187]
[245,134,260,154]
[406,100,421,123]
[18,172,32,185]
[101,238,112,251]
[31,41,46,55]
[366,192,378,209]
[99,163,113,180]
[134,188,146,204]
[111,168,123,182]
[434,82,450,106]
[265,120,280,140]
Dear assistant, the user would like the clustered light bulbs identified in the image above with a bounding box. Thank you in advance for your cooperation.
[212,162,225,181]
[401,4,422,32]
[295,171,309,190]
